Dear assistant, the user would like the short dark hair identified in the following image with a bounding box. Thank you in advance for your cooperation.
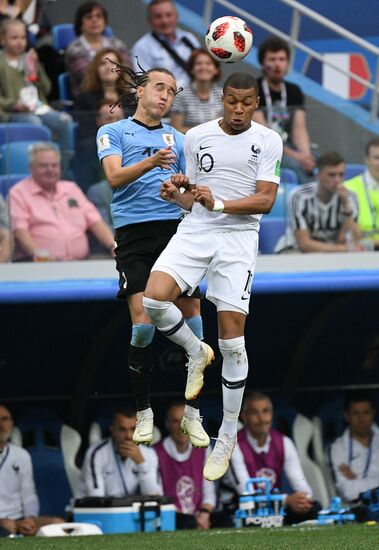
[316,151,345,171]
[223,72,258,94]
[242,391,273,412]
[111,407,136,424]
[74,1,108,36]
[365,136,379,156]
[344,391,375,411]
[166,399,185,417]
[188,48,221,82]
[148,0,176,16]
[258,36,290,66]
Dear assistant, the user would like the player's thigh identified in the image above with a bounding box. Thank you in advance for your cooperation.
[152,231,212,294]
[114,223,165,300]
[207,230,258,315]
[145,270,183,302]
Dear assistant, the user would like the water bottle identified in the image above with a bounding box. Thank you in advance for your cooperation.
[345,230,355,252]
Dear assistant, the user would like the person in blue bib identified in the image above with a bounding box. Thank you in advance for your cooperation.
[97,65,208,449]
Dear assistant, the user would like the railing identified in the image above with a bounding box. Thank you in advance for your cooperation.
[203,0,379,121]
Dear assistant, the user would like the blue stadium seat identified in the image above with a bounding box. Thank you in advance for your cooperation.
[0,141,59,175]
[0,174,29,197]
[16,407,72,516]
[52,23,114,51]
[259,217,286,254]
[281,167,299,185]
[344,163,365,181]
[58,72,73,102]
[269,183,297,218]
[0,123,52,145]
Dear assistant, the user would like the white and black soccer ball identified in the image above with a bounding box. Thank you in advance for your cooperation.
[205,15,253,63]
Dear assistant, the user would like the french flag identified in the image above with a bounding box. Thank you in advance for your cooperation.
[307,53,371,101]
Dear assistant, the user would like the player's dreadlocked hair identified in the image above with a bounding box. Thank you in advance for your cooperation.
[107,58,180,112]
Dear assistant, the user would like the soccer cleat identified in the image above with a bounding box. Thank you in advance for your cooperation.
[185,342,214,401]
[133,409,154,446]
[203,432,236,481]
[181,415,210,448]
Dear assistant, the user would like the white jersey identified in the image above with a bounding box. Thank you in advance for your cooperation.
[179,119,283,233]
[330,428,379,501]
[76,438,161,498]
[0,443,39,520]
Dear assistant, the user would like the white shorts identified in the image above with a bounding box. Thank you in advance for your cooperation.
[151,228,259,315]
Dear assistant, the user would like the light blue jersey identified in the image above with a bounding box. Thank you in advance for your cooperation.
[97,118,185,229]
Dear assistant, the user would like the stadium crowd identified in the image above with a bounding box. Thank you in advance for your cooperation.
[0,0,377,262]
[0,0,378,538]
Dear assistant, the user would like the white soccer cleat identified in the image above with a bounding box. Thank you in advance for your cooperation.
[203,433,236,481]
[185,342,214,401]
[133,409,154,446]
[181,415,210,448]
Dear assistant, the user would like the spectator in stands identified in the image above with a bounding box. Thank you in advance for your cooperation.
[73,48,130,189]
[275,151,362,253]
[76,408,160,498]
[132,0,200,89]
[65,1,131,97]
[0,404,62,536]
[0,18,74,175]
[170,48,223,133]
[155,401,230,530]
[0,0,33,25]
[330,392,379,502]
[222,392,320,525]
[0,194,11,262]
[254,36,316,184]
[9,142,115,261]
[345,137,379,251]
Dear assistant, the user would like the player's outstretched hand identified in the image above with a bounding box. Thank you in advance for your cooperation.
[152,147,176,170]
[192,185,214,210]
[160,180,181,203]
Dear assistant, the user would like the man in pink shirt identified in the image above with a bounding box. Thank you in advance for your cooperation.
[9,142,115,261]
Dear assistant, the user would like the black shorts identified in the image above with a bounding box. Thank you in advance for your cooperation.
[114,219,201,300]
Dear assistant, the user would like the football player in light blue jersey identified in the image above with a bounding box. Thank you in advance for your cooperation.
[97,67,208,449]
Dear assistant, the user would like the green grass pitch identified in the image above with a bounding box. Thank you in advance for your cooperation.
[1,525,379,550]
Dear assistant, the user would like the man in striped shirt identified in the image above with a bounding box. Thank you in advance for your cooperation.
[275,151,361,253]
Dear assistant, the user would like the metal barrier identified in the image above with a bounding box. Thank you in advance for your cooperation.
[203,0,379,121]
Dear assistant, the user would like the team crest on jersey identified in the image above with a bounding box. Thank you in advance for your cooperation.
[256,467,277,489]
[97,133,110,152]
[248,143,262,166]
[162,133,175,146]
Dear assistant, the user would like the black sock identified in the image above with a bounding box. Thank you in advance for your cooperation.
[128,344,153,411]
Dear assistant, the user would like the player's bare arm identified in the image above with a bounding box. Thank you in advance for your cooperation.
[192,180,278,214]
[102,147,176,189]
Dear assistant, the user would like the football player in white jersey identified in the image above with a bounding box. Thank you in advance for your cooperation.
[143,72,283,481]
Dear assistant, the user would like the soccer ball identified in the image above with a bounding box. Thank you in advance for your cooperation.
[205,16,253,63]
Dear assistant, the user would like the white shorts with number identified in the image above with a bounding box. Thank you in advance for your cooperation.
[151,228,259,315]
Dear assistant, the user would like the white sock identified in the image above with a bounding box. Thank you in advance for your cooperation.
[218,337,248,437]
[143,297,202,355]
[184,404,200,419]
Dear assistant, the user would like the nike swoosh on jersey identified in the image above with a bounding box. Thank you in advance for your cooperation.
[199,145,212,150]
[241,296,250,300]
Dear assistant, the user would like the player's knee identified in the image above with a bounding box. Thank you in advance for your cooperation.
[131,323,155,348]
[143,296,173,323]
